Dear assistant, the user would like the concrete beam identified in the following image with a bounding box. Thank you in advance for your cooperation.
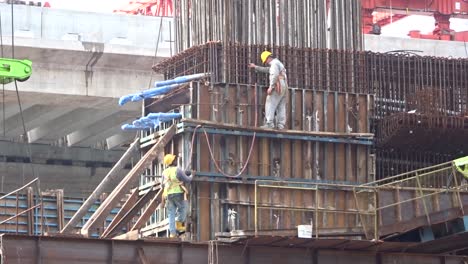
[27,108,95,143]
[1,104,54,132]
[106,133,136,150]
[75,125,130,149]
[1,91,139,110]
[0,102,37,124]
[41,108,125,143]
[5,106,77,140]
[67,112,136,147]
[1,38,165,98]
[25,103,133,144]
[0,141,130,165]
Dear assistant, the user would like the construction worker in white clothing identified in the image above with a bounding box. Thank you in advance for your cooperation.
[248,51,289,130]
[162,153,194,238]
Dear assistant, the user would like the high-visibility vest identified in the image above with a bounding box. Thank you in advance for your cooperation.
[163,166,184,196]
[454,156,468,179]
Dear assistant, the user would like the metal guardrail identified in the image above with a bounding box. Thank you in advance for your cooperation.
[253,161,468,241]
[254,180,375,239]
[356,161,467,240]
[0,181,119,237]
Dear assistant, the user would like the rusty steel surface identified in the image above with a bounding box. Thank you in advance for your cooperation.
[375,148,456,180]
[169,82,374,184]
[189,83,374,134]
[1,234,468,264]
[153,42,369,92]
[153,43,467,120]
[140,82,374,184]
[145,42,468,244]
[223,183,362,234]
[358,160,468,239]
[136,80,374,240]
[375,113,468,152]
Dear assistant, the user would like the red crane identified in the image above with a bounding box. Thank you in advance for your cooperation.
[362,0,468,41]
[114,0,467,41]
[114,0,173,17]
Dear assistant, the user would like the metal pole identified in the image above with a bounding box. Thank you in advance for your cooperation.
[315,188,319,238]
[451,165,465,216]
[415,172,432,225]
[254,180,258,235]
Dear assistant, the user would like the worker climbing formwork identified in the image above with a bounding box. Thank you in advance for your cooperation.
[161,153,194,238]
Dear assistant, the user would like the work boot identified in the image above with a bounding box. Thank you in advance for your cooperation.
[260,124,274,129]
[169,233,177,238]
[176,221,186,232]
[276,125,286,130]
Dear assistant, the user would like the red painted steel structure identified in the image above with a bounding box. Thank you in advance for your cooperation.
[114,0,173,16]
[362,0,468,40]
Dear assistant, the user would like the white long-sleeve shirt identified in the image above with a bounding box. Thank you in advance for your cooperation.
[254,58,288,92]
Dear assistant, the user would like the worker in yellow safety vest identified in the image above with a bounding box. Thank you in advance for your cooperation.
[162,153,194,238]
[248,50,289,130]
[454,156,468,179]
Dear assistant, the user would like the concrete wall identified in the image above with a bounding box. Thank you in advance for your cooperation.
[365,34,468,58]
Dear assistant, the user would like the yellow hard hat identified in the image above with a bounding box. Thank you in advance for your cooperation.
[260,51,272,64]
[163,154,176,166]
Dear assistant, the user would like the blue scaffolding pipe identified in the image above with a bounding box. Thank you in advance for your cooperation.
[153,72,209,88]
[179,125,373,146]
[130,83,183,103]
[118,73,209,106]
[121,113,182,131]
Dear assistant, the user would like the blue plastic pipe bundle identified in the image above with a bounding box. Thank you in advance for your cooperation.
[118,73,209,106]
[121,113,182,131]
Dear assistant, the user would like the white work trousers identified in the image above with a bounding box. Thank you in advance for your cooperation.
[264,86,288,129]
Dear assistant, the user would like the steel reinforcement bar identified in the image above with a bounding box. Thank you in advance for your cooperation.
[153,43,468,121]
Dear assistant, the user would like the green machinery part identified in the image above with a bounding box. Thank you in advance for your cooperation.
[0,58,32,84]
